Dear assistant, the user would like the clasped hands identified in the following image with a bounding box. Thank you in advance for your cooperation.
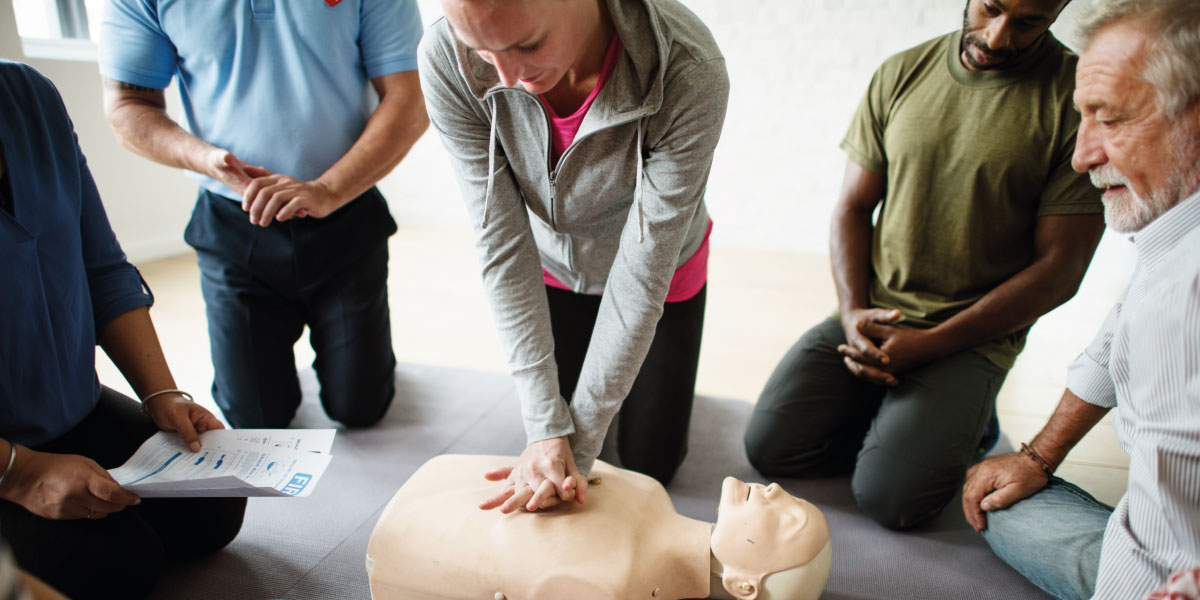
[479,436,588,514]
[837,308,943,386]
[207,148,345,227]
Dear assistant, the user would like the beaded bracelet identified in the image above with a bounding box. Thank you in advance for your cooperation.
[1020,442,1055,476]
[0,442,16,490]
[140,388,195,416]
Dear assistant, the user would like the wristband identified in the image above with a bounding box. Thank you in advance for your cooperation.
[1020,442,1054,476]
[141,388,195,416]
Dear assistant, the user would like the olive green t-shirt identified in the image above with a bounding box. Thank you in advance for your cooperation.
[839,31,1102,370]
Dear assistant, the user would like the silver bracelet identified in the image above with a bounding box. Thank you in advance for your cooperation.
[0,442,16,490]
[140,388,195,416]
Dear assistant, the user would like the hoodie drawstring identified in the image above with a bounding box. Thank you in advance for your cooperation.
[635,118,645,243]
[482,99,498,230]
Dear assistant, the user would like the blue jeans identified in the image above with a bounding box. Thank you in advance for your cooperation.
[982,477,1113,600]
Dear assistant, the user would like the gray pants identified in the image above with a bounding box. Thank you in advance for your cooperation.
[745,318,1007,529]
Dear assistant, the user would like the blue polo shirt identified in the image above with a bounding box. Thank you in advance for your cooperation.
[0,61,153,446]
[98,0,423,200]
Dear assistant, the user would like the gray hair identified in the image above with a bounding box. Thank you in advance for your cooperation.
[1076,0,1200,116]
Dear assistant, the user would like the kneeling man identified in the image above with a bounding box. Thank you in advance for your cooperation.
[962,2,1200,598]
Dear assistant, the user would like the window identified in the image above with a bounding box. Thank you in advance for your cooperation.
[12,0,106,61]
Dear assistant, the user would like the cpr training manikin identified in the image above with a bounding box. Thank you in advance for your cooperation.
[366,454,832,599]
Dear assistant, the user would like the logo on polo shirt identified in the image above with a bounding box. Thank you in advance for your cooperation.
[325,0,342,6]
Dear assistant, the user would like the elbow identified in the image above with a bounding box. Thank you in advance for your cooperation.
[1039,262,1089,310]
[1048,281,1082,310]
[102,102,138,154]
[409,102,431,138]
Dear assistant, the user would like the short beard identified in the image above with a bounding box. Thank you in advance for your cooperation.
[959,0,1022,71]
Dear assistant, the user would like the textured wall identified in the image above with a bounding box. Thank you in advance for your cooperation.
[6,0,1096,258]
[391,0,1096,253]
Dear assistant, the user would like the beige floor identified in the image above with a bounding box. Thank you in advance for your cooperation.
[96,226,1130,506]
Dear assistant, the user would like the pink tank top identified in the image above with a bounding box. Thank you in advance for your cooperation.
[539,32,711,303]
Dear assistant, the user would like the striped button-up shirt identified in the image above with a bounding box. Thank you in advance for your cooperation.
[1066,190,1200,599]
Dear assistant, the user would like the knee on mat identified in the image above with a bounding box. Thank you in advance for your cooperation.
[743,426,831,477]
[744,430,789,476]
[184,498,248,558]
[321,381,394,428]
[742,412,802,476]
[852,471,955,530]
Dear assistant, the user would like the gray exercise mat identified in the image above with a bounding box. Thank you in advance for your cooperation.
[148,363,1050,600]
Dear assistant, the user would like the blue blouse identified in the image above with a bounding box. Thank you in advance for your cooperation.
[0,61,152,446]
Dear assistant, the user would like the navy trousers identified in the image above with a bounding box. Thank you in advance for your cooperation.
[185,188,398,429]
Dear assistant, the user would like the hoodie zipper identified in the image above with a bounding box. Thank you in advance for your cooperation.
[488,87,649,271]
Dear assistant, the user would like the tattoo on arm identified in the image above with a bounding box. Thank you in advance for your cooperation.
[103,77,159,93]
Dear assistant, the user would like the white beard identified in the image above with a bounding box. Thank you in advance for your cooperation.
[1092,127,1200,233]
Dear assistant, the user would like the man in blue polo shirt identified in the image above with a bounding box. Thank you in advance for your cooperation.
[99,0,429,429]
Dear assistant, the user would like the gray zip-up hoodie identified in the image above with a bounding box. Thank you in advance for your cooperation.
[418,0,729,474]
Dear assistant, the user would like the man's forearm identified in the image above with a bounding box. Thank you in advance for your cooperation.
[924,214,1104,358]
[102,79,219,175]
[315,71,429,205]
[1028,388,1110,469]
[830,160,886,315]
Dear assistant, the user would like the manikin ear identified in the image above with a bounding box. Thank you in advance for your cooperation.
[722,571,764,600]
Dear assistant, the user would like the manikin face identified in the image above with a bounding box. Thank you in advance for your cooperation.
[442,0,601,94]
[1072,22,1200,233]
[959,0,1067,71]
[711,478,830,600]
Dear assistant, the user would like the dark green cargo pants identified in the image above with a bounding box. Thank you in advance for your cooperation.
[745,318,1007,529]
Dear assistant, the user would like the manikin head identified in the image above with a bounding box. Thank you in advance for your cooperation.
[958,0,1070,71]
[442,0,610,93]
[1070,0,1200,233]
[711,478,832,600]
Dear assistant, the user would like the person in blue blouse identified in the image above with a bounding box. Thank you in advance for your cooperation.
[0,61,246,600]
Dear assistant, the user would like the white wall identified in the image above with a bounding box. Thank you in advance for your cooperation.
[2,0,196,261]
[4,0,1113,259]
[394,0,1098,253]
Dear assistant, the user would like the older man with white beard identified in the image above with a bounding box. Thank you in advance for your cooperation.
[960,1,1200,599]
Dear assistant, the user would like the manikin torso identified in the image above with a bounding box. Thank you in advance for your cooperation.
[367,455,831,600]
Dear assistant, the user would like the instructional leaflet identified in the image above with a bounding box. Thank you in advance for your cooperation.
[108,429,336,498]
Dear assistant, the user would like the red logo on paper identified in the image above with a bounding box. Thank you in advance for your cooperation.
[325,0,342,6]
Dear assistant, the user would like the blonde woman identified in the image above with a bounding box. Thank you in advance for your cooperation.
[420,0,728,511]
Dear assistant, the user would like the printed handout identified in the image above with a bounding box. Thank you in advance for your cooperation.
[108,429,336,498]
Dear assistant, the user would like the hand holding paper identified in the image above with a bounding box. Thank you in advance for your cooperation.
[108,429,336,498]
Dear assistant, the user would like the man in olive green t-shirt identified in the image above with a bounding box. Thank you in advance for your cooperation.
[745,0,1105,530]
